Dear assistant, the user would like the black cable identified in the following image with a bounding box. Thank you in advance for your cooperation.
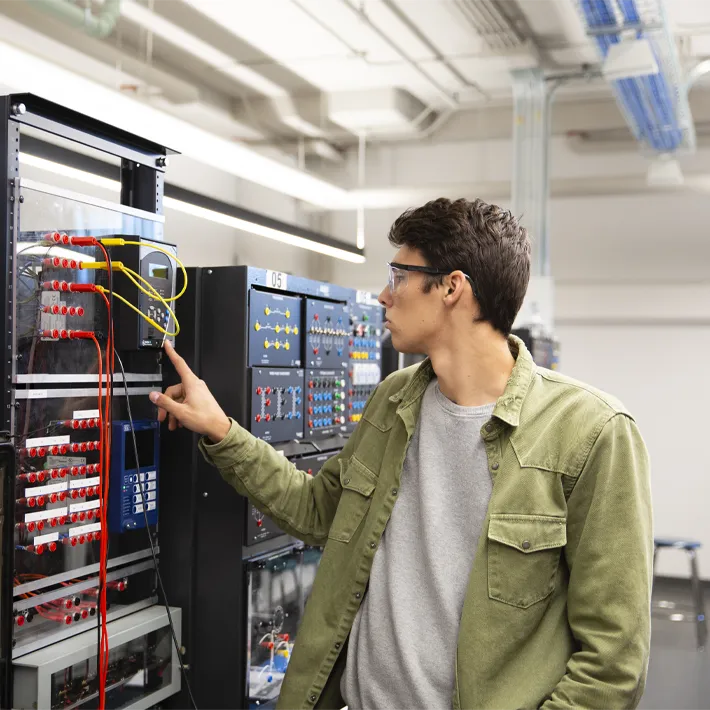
[114,349,198,710]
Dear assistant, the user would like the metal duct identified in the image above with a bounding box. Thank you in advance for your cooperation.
[577,0,695,154]
[27,0,120,38]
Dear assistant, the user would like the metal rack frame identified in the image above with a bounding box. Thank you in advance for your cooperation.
[0,92,173,710]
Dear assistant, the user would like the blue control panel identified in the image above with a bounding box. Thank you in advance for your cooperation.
[109,419,159,533]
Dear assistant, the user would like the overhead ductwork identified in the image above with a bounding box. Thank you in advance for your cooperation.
[327,88,431,135]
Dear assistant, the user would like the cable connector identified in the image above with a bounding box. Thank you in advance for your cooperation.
[69,236,98,246]
[42,281,97,293]
[99,238,125,246]
[41,329,96,340]
[80,261,125,271]
[43,257,82,269]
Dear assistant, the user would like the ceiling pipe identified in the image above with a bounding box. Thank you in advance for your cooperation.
[379,0,489,99]
[337,0,460,109]
[27,0,120,38]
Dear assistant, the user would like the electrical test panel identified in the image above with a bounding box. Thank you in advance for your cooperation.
[159,266,383,708]
[0,94,183,710]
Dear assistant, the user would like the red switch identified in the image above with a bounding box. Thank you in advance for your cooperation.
[308,420,314,428]
[15,615,25,627]
[48,541,57,552]
[35,544,45,555]
[265,386,272,395]
[308,394,314,402]
[308,407,313,415]
[256,386,263,395]
[308,380,314,388]
[265,398,271,407]
[265,414,271,422]
[36,520,45,531]
[313,347,319,355]
[314,313,319,321]
[256,519,263,528]
[49,493,58,503]
[255,414,262,423]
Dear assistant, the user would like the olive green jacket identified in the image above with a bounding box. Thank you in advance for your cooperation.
[200,337,653,710]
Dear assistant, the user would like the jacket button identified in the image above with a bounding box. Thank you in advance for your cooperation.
[522,540,531,550]
[344,478,350,485]
[485,423,493,432]
[355,591,361,599]
[391,488,398,496]
[309,694,317,702]
[491,462,499,471]
[370,542,376,549]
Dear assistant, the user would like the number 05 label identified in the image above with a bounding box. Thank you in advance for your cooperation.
[266,270,288,290]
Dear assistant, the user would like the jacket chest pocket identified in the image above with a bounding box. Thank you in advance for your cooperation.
[328,457,378,543]
[487,514,566,609]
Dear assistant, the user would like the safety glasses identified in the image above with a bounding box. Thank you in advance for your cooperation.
[387,262,478,299]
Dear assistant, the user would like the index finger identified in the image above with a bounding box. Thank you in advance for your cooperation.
[163,340,197,382]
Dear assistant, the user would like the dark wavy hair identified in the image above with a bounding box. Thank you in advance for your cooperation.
[388,198,531,335]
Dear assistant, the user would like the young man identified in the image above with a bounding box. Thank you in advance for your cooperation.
[151,198,653,710]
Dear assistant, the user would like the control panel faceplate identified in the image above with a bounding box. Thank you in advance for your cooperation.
[248,291,302,367]
[305,299,348,369]
[306,370,347,439]
[250,369,304,443]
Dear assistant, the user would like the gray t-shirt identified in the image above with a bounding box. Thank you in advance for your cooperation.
[342,379,495,710]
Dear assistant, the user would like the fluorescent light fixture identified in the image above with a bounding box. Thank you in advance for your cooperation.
[0,41,349,207]
[99,0,287,98]
[18,153,364,263]
[163,198,365,263]
[19,153,120,191]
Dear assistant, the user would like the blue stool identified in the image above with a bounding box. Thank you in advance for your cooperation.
[653,538,707,650]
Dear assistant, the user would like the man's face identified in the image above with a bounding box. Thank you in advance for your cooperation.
[378,246,445,355]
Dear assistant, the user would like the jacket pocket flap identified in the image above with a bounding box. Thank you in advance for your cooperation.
[488,514,566,553]
[339,456,378,497]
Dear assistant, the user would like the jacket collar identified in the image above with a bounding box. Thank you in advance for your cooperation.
[388,335,535,428]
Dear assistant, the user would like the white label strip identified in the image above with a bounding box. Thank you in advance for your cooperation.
[27,390,48,400]
[265,270,288,290]
[69,500,100,513]
[139,471,157,482]
[73,409,100,420]
[25,506,67,523]
[25,434,70,448]
[24,482,67,497]
[70,476,100,490]
[34,532,60,545]
[69,522,101,537]
[47,456,85,467]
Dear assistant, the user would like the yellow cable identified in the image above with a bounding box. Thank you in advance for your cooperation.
[97,287,178,337]
[117,268,180,334]
[99,238,187,302]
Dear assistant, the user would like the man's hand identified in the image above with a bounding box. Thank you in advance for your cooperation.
[149,340,231,443]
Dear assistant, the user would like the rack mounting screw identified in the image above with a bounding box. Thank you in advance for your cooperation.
[156,156,168,168]
[10,103,26,117]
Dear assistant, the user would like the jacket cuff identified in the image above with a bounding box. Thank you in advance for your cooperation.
[198,418,254,468]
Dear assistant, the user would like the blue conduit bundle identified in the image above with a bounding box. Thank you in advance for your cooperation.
[580,0,684,152]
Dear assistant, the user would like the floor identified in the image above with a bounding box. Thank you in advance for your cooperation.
[641,577,709,709]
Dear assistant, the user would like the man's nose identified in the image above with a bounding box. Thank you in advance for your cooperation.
[378,286,391,307]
